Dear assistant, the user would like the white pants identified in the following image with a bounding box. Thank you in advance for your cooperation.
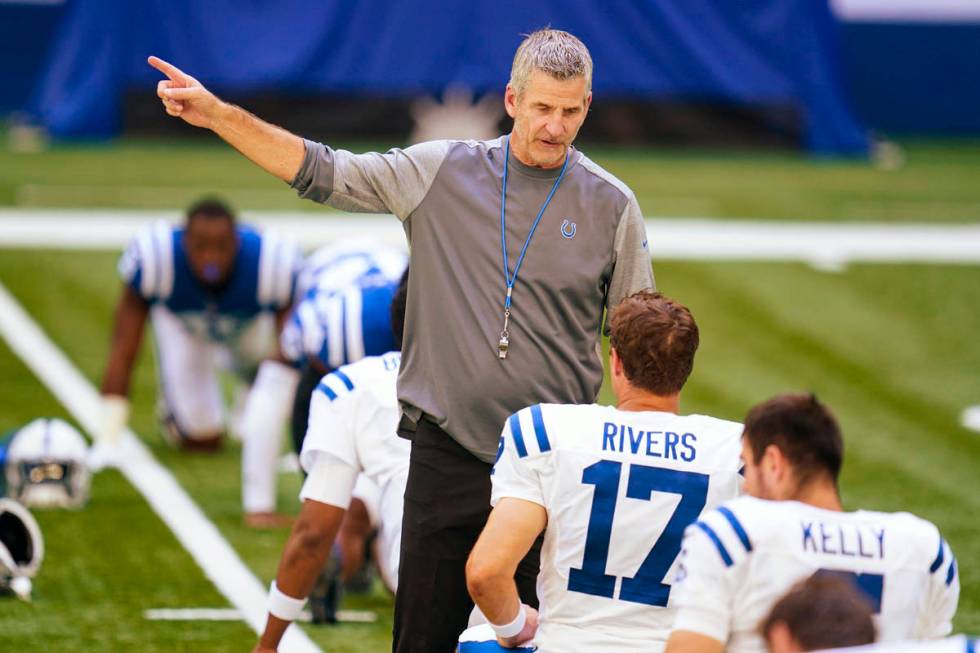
[151,305,275,438]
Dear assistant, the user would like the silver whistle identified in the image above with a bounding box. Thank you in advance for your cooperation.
[498,333,510,359]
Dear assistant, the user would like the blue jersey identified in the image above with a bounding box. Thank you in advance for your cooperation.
[118,221,301,342]
[280,275,399,370]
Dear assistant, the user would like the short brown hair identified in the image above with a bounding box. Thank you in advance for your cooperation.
[608,291,699,395]
[761,575,876,650]
[743,393,844,486]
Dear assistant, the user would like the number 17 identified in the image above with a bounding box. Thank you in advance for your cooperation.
[568,460,709,607]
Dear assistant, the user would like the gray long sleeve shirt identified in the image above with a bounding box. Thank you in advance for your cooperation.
[292,135,654,462]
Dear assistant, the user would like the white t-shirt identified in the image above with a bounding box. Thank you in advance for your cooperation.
[299,351,408,589]
[491,403,743,653]
[671,496,960,653]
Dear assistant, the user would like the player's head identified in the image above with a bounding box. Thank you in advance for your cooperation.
[390,267,409,350]
[761,575,876,653]
[608,291,699,400]
[183,197,239,287]
[505,29,593,169]
[740,393,843,501]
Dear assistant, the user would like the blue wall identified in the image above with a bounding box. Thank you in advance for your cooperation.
[841,21,980,134]
[0,3,67,114]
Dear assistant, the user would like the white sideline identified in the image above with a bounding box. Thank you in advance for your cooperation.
[0,281,321,653]
[2,209,980,266]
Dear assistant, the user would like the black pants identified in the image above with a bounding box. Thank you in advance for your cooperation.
[393,417,540,653]
[290,363,323,455]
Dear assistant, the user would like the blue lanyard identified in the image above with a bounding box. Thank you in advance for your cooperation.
[497,138,569,358]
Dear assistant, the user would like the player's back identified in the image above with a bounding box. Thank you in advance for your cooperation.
[492,403,743,652]
[672,496,960,653]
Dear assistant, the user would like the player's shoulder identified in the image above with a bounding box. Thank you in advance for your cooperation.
[315,352,401,403]
[574,150,637,206]
[686,496,774,567]
[683,413,744,438]
[506,402,612,457]
[119,220,176,297]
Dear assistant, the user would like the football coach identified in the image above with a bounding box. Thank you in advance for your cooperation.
[149,28,654,653]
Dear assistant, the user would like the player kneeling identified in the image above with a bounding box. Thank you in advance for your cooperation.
[253,274,409,652]
[665,394,960,653]
[462,291,744,652]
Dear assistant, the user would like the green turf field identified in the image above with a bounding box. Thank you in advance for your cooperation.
[3,136,980,221]
[0,138,978,651]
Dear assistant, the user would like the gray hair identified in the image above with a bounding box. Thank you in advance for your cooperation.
[509,29,593,97]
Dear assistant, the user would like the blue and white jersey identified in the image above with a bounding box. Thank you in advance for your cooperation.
[671,496,960,653]
[491,403,743,653]
[295,239,407,299]
[117,220,301,342]
[301,352,409,589]
[280,272,401,370]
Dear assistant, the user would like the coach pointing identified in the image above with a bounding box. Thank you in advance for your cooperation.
[150,29,654,652]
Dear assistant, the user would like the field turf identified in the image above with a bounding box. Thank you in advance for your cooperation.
[0,137,977,650]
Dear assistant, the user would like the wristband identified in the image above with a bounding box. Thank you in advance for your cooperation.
[490,604,526,639]
[101,395,130,447]
[267,581,306,622]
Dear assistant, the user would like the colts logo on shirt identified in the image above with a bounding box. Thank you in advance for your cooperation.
[561,219,577,239]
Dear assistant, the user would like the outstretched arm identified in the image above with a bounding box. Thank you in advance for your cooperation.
[148,56,305,183]
[101,285,149,398]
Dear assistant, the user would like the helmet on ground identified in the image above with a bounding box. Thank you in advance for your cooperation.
[0,498,43,599]
[2,418,90,509]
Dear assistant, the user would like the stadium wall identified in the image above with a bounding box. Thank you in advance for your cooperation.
[834,0,980,134]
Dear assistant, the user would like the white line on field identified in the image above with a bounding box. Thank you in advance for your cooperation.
[2,209,980,266]
[0,281,321,653]
[145,608,378,623]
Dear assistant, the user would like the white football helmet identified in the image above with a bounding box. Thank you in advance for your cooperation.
[0,498,43,599]
[4,418,90,509]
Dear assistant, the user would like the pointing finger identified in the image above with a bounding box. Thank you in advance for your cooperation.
[148,56,189,83]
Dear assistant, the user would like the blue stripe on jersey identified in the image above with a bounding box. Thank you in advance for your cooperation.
[947,557,957,586]
[331,369,355,391]
[966,637,976,653]
[315,381,338,401]
[930,538,945,573]
[529,404,551,452]
[694,521,733,567]
[716,506,752,553]
[508,413,528,458]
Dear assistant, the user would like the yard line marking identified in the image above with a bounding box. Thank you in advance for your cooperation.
[144,608,377,623]
[0,281,321,653]
[2,209,980,265]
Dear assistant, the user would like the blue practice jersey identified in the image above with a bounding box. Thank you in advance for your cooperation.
[280,275,400,370]
[118,221,301,342]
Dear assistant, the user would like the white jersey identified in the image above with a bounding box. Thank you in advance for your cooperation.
[300,351,409,589]
[671,496,960,653]
[817,635,977,653]
[491,403,743,653]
